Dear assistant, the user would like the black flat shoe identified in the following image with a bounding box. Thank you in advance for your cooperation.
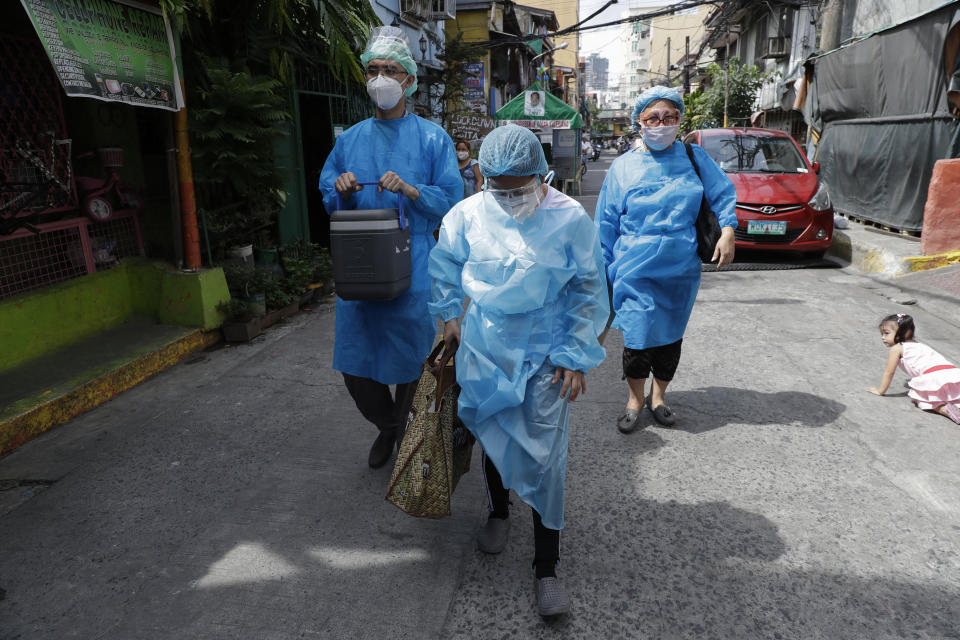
[616,408,642,434]
[647,398,676,427]
[368,431,396,468]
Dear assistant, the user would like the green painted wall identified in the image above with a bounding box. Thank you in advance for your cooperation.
[0,260,229,372]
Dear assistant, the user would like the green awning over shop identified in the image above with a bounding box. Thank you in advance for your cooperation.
[494,82,584,129]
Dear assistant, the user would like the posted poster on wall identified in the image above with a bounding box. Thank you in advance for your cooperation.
[462,61,486,113]
[19,0,184,111]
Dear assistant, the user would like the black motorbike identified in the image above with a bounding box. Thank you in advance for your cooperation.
[591,145,601,162]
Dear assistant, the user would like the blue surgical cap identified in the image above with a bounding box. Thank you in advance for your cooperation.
[631,86,685,132]
[361,26,418,97]
[478,124,550,178]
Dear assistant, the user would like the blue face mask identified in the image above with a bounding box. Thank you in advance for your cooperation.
[641,125,680,151]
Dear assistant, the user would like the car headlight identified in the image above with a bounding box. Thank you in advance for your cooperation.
[808,182,831,211]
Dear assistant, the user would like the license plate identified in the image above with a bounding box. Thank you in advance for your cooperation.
[747,220,787,235]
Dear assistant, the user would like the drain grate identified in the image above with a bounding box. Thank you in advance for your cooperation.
[702,260,840,272]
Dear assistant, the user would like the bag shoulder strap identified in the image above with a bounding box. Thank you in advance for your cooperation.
[683,142,703,180]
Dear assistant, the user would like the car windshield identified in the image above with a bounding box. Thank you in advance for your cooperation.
[700,133,808,173]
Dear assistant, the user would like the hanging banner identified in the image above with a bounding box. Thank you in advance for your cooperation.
[497,119,575,129]
[19,0,184,111]
[462,61,486,114]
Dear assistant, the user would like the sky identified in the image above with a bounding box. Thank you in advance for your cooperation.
[578,0,673,85]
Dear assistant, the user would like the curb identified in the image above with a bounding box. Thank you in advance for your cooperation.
[0,329,221,456]
[829,225,960,278]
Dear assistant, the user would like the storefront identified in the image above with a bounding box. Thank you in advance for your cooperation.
[1,0,227,373]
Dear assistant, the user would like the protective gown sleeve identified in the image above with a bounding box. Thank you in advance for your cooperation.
[692,144,738,229]
[594,164,625,269]
[318,137,349,215]
[405,130,462,224]
[547,214,609,373]
[427,208,469,323]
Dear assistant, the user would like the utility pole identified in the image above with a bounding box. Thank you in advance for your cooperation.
[666,36,671,85]
[723,21,730,127]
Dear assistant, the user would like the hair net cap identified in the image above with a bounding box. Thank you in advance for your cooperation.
[361,26,418,96]
[478,124,550,178]
[631,86,685,132]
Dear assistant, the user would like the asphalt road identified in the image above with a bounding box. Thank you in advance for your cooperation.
[2,150,959,639]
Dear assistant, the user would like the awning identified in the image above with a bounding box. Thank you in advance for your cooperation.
[18,0,184,111]
[494,81,585,129]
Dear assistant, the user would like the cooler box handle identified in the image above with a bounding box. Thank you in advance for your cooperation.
[330,180,407,230]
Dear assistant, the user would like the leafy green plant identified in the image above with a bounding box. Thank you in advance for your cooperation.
[428,31,484,129]
[217,297,256,321]
[167,0,379,84]
[189,58,291,252]
[280,240,332,291]
[683,58,771,133]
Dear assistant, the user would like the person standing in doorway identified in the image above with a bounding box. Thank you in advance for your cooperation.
[318,26,462,469]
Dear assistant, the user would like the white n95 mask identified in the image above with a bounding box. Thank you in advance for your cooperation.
[367,75,404,110]
[642,124,680,150]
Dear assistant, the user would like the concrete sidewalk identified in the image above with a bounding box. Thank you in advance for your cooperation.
[829,218,960,329]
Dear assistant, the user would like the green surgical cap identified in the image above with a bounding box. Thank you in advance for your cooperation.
[361,26,418,97]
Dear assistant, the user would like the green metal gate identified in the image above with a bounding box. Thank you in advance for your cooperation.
[274,65,372,246]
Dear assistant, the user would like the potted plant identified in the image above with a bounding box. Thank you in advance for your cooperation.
[218,298,262,342]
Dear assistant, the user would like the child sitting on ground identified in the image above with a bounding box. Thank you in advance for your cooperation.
[868,313,960,424]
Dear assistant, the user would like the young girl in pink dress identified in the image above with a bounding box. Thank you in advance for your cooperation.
[868,313,960,424]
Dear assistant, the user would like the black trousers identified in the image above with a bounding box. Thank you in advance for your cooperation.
[622,339,683,382]
[482,452,560,569]
[342,373,418,440]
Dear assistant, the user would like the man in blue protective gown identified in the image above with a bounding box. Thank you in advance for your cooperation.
[318,27,462,469]
[429,124,609,617]
[595,86,737,434]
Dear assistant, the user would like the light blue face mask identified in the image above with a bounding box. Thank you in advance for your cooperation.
[641,125,680,151]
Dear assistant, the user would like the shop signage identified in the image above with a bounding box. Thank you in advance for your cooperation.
[19,0,183,111]
[462,61,486,114]
[448,112,495,142]
[497,119,574,129]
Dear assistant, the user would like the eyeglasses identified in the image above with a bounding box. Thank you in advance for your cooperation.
[365,65,406,78]
[640,112,680,127]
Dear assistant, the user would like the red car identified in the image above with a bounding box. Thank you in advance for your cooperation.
[682,127,833,257]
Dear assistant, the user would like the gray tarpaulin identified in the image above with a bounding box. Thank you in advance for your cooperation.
[810,2,960,231]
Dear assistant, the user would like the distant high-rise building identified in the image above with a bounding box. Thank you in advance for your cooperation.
[584,53,609,92]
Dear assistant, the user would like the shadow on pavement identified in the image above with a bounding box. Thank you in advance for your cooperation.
[667,386,846,434]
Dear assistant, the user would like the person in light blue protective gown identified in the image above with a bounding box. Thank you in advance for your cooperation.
[318,26,462,469]
[429,124,608,617]
[595,85,737,434]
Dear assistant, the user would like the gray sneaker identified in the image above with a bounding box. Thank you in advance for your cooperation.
[536,576,570,617]
[476,517,510,554]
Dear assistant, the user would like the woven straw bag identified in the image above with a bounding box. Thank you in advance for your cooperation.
[386,341,474,518]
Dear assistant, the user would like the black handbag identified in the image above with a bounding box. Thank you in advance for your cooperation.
[684,143,722,263]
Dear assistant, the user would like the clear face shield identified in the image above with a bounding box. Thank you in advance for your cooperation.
[483,171,554,222]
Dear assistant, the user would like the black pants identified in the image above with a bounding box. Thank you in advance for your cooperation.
[622,339,683,382]
[483,451,560,572]
[342,373,418,440]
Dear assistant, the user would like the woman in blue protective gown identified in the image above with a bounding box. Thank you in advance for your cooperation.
[318,27,462,469]
[429,124,609,617]
[595,86,737,434]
